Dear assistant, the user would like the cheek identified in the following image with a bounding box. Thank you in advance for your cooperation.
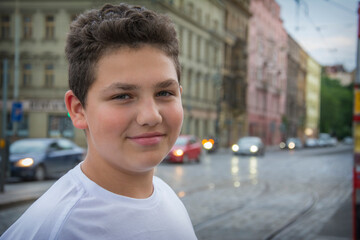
[87,107,131,134]
[166,103,183,130]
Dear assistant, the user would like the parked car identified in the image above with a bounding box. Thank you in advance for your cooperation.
[280,138,303,150]
[329,137,338,146]
[164,135,202,163]
[343,136,353,145]
[231,136,265,156]
[304,138,318,148]
[9,138,86,181]
[318,133,332,147]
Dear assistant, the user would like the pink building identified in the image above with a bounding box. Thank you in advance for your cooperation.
[246,0,287,145]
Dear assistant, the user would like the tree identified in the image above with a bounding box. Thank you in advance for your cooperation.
[319,76,353,139]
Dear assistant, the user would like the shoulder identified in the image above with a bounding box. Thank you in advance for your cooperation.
[1,165,86,240]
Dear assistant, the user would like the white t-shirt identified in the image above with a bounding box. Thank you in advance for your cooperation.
[1,164,197,240]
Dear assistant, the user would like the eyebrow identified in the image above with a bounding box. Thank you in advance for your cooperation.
[103,79,179,92]
[155,79,179,88]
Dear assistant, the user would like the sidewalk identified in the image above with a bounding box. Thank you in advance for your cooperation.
[316,195,352,239]
[0,179,55,209]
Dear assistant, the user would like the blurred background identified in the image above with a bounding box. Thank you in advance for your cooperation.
[0,0,356,239]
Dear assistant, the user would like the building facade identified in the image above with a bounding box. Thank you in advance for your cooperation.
[0,0,225,147]
[246,0,287,145]
[297,47,307,141]
[285,34,306,141]
[0,0,93,147]
[220,0,251,147]
[305,55,321,138]
[323,64,353,87]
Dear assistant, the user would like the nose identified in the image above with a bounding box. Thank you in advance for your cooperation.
[136,99,162,127]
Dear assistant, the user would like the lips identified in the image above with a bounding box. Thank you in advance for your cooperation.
[128,132,165,146]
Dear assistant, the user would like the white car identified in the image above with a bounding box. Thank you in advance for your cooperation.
[232,136,265,156]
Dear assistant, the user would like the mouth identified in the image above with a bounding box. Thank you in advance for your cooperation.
[128,132,165,146]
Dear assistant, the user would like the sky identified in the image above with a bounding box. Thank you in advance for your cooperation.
[275,0,358,72]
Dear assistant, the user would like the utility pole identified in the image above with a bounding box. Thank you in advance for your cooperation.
[13,0,20,138]
[353,2,360,239]
[1,59,9,193]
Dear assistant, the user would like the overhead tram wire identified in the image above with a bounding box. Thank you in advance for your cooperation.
[323,0,356,15]
[296,0,340,62]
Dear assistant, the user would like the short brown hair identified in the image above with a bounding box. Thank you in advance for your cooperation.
[65,3,180,107]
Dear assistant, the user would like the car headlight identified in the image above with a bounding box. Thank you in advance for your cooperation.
[250,145,259,153]
[232,144,239,152]
[15,158,34,167]
[279,142,286,149]
[288,142,295,149]
[173,149,184,157]
[203,141,213,150]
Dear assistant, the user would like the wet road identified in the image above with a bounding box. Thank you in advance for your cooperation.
[0,144,353,239]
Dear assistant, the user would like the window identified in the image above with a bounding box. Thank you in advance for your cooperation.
[203,77,209,100]
[57,139,75,150]
[213,20,218,32]
[204,41,209,65]
[195,73,201,99]
[48,115,74,138]
[17,114,29,137]
[22,63,32,86]
[179,27,183,56]
[23,15,32,39]
[187,70,192,97]
[45,15,55,39]
[179,0,184,11]
[188,3,194,16]
[45,63,54,87]
[213,47,218,67]
[0,15,10,39]
[197,8,202,23]
[196,36,201,62]
[6,113,29,137]
[188,31,192,59]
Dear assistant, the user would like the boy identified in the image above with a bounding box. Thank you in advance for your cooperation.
[1,3,197,239]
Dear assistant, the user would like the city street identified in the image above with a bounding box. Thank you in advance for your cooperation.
[0,144,353,239]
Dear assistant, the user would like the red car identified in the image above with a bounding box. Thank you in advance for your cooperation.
[164,135,202,163]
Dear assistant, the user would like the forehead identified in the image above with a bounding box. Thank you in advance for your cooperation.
[92,45,178,89]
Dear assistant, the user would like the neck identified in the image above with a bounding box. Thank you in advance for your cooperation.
[81,156,155,199]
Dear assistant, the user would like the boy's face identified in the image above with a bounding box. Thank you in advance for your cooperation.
[81,45,183,174]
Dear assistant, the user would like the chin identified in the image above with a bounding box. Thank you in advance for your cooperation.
[135,152,166,169]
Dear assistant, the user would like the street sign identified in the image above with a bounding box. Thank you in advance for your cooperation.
[11,101,23,122]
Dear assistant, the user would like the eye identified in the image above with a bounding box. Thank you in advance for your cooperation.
[112,93,131,100]
[156,90,174,97]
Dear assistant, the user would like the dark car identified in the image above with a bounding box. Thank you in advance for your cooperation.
[202,136,219,153]
[231,136,265,156]
[9,138,85,181]
[280,138,303,150]
[164,135,202,163]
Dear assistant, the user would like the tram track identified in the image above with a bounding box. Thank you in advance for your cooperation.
[192,180,271,232]
[263,191,319,240]
[186,175,349,239]
[263,179,350,240]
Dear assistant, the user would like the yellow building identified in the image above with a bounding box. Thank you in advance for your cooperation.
[305,55,321,138]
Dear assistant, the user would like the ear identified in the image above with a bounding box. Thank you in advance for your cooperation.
[65,90,88,129]
[179,85,183,95]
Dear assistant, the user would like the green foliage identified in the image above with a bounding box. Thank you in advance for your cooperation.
[319,76,353,139]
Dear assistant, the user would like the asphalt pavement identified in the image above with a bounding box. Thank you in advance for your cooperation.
[0,146,353,239]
